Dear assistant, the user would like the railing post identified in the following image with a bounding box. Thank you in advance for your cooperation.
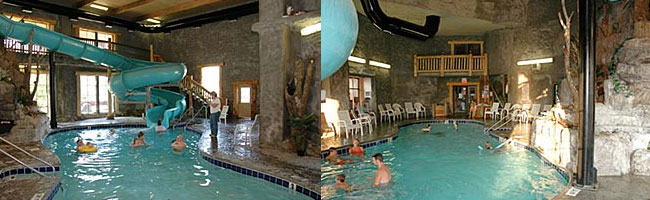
[440,57,445,77]
[149,44,154,62]
[468,54,473,76]
[413,55,418,77]
[484,53,489,75]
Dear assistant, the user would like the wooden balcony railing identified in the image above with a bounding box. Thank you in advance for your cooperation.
[413,53,488,77]
[181,75,212,104]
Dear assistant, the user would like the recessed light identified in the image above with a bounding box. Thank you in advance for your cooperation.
[21,7,32,14]
[89,3,109,11]
[146,18,161,24]
[347,56,366,63]
[369,60,391,69]
[517,58,553,66]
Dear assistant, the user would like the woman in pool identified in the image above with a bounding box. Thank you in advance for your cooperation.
[485,141,493,150]
[422,124,431,132]
[326,148,352,165]
[155,120,167,133]
[131,131,146,147]
[171,134,187,151]
[348,139,364,156]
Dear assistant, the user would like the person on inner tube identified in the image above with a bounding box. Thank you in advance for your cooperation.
[485,141,493,150]
[422,124,431,132]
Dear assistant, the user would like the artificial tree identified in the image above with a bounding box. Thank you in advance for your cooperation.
[284,56,316,156]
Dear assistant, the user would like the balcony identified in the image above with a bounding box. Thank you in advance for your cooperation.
[413,53,488,77]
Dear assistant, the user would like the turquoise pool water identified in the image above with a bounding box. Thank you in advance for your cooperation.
[321,122,568,200]
[44,128,309,199]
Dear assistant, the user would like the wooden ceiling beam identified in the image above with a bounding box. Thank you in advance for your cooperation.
[135,0,222,21]
[76,0,96,8]
[108,0,157,15]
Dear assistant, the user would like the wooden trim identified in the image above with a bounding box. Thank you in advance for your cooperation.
[135,0,222,21]
[1,12,56,29]
[109,0,156,15]
[446,81,481,114]
[73,25,121,39]
[232,80,258,118]
[77,0,96,8]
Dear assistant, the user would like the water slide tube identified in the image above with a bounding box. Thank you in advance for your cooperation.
[0,15,186,128]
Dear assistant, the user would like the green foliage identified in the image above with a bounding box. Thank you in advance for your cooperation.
[287,113,318,140]
[0,71,9,82]
[609,37,634,97]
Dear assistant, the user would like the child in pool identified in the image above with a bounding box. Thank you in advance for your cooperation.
[110,129,116,134]
[131,131,146,147]
[485,141,493,150]
[85,142,95,148]
[326,148,352,165]
[76,138,84,147]
[348,139,364,156]
[422,124,431,132]
[454,122,459,131]
[336,174,351,192]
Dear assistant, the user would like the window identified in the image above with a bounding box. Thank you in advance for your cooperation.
[240,87,251,103]
[2,16,51,54]
[77,27,116,50]
[349,77,359,102]
[201,65,221,95]
[78,74,110,115]
[19,65,49,113]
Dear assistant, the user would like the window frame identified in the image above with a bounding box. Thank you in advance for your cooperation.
[76,72,112,117]
[74,25,118,50]
[199,63,224,98]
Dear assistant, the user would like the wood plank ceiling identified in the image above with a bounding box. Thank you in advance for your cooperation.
[40,0,253,24]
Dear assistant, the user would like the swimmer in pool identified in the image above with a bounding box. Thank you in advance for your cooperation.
[110,128,116,134]
[485,141,493,150]
[372,153,391,186]
[76,138,84,147]
[454,122,459,131]
[155,120,167,133]
[85,142,95,148]
[171,134,187,151]
[131,131,146,147]
[422,124,431,132]
[336,174,351,192]
[348,139,364,156]
[326,148,352,165]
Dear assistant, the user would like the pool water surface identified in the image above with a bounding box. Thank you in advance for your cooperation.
[44,128,309,199]
[321,122,567,200]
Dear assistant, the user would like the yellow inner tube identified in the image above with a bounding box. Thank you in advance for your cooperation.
[78,145,97,153]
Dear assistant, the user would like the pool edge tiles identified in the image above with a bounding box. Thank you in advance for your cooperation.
[47,124,321,200]
[321,119,572,199]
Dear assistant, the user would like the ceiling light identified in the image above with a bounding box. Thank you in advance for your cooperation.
[78,17,104,24]
[146,18,161,24]
[517,58,553,66]
[300,22,320,36]
[105,24,113,28]
[21,7,33,14]
[369,60,391,69]
[89,3,109,11]
[347,56,366,63]
[84,12,100,17]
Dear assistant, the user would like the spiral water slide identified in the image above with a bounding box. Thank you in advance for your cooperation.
[0,15,186,128]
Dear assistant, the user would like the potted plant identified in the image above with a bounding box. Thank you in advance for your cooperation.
[284,56,315,156]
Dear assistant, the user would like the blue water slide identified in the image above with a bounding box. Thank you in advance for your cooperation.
[0,15,186,128]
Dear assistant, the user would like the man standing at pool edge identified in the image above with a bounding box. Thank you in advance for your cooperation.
[372,153,391,186]
[209,91,221,141]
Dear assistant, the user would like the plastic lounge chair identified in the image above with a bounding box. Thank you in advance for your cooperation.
[523,104,541,123]
[234,114,257,146]
[542,104,552,112]
[483,103,500,119]
[219,105,229,124]
[392,103,407,119]
[351,110,372,134]
[338,110,362,137]
[404,102,418,119]
[414,102,426,119]
[377,104,394,123]
[500,103,511,120]
[384,104,398,121]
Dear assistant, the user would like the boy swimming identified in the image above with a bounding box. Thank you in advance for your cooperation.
[336,174,351,192]
[422,124,431,132]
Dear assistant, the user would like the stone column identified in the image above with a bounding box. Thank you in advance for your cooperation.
[252,0,290,147]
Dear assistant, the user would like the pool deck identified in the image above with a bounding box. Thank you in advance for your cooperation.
[321,115,650,200]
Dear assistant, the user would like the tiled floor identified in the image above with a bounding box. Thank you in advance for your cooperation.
[0,176,59,200]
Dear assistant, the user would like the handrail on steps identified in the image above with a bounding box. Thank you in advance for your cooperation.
[0,136,54,169]
[0,148,46,177]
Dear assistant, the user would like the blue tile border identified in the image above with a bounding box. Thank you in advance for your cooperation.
[47,123,321,200]
[0,166,60,180]
[322,119,571,185]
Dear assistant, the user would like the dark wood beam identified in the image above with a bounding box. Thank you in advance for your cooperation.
[135,0,222,21]
[76,0,96,8]
[108,0,156,15]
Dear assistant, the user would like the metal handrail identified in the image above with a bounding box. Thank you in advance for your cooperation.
[0,148,46,177]
[184,105,208,131]
[484,111,514,132]
[0,137,54,169]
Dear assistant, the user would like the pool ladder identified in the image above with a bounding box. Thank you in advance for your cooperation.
[484,112,514,133]
[171,104,208,130]
[0,137,55,177]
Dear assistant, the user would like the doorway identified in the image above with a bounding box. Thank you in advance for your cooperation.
[447,82,480,114]
[232,80,258,119]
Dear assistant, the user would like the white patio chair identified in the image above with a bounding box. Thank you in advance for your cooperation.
[516,104,531,123]
[357,107,377,127]
[404,102,418,119]
[388,104,403,121]
[392,103,406,120]
[509,104,522,121]
[384,104,398,121]
[542,104,552,112]
[500,103,512,120]
[351,110,372,134]
[377,104,394,123]
[414,102,426,118]
[338,110,362,137]
[483,103,500,120]
[523,104,541,123]
[219,105,229,124]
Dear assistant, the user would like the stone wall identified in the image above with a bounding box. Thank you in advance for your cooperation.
[594,38,650,176]
[0,82,15,120]
[531,119,578,172]
[151,14,261,115]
